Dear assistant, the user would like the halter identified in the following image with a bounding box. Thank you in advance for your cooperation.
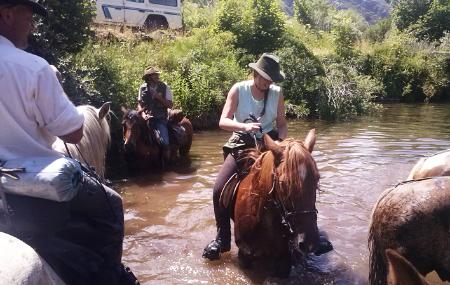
[267,169,318,258]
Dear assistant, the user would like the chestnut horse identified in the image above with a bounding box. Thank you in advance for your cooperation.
[121,108,193,169]
[233,130,321,277]
[407,149,450,180]
[53,102,111,182]
[368,177,450,285]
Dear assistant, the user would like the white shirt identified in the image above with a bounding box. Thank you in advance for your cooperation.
[0,35,84,160]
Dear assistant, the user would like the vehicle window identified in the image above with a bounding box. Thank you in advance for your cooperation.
[149,0,177,7]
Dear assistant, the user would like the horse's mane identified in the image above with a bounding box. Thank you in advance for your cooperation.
[53,105,110,181]
[243,138,320,207]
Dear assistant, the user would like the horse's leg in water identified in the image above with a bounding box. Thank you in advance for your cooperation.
[238,249,253,269]
[273,252,292,278]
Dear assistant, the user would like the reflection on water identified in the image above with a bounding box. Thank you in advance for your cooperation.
[116,104,450,285]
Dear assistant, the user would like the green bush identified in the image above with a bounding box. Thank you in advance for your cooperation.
[157,28,246,128]
[362,33,448,102]
[183,1,216,31]
[364,18,392,43]
[317,62,382,120]
[275,31,325,117]
[215,0,286,56]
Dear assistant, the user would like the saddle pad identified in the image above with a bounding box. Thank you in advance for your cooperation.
[219,173,241,217]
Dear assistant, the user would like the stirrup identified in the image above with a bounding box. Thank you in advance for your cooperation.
[202,239,231,260]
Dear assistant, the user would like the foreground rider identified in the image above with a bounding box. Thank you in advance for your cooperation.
[0,1,136,284]
[203,53,288,260]
[137,67,174,166]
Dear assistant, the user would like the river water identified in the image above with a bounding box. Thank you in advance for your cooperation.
[116,103,450,285]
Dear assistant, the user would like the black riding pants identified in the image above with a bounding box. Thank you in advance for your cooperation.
[212,154,238,240]
[1,173,124,285]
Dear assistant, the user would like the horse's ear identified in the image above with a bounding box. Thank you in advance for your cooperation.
[386,249,429,285]
[263,134,283,160]
[98,102,111,120]
[304,129,316,153]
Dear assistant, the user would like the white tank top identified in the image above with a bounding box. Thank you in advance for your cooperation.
[233,80,280,135]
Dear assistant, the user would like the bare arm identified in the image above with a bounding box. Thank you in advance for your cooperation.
[276,90,288,140]
[219,84,261,132]
[58,126,83,144]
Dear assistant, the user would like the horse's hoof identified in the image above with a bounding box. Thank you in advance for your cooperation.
[238,250,252,269]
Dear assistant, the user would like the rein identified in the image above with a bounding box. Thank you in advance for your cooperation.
[63,142,118,223]
[267,172,318,241]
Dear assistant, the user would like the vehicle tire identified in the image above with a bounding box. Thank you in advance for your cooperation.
[144,15,168,30]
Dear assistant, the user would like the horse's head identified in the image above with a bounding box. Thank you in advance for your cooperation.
[267,130,321,251]
[235,130,320,258]
[122,107,146,153]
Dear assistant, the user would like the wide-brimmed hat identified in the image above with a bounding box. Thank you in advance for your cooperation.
[248,53,285,82]
[142,67,161,80]
[0,0,47,17]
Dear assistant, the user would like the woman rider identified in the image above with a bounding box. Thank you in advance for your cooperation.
[203,53,288,260]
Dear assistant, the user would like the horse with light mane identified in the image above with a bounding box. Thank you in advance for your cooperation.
[53,102,111,181]
[0,102,112,285]
[368,177,450,285]
[232,129,323,277]
[407,150,450,180]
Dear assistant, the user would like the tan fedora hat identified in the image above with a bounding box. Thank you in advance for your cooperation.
[248,53,285,83]
[142,66,161,80]
[0,0,47,17]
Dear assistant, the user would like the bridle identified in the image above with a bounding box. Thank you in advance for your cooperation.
[265,162,318,261]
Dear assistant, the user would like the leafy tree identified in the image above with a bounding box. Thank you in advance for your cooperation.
[215,0,286,56]
[294,0,313,26]
[276,31,325,116]
[293,0,335,31]
[393,0,431,30]
[365,18,392,43]
[410,0,450,41]
[332,15,362,60]
[29,0,95,60]
[392,0,449,41]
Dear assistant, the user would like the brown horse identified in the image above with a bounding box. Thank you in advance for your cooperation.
[368,177,450,285]
[407,150,450,180]
[386,249,429,285]
[233,129,321,277]
[121,107,193,169]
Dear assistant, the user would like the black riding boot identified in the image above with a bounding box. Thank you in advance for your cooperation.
[203,224,231,260]
[203,202,231,260]
[203,154,236,260]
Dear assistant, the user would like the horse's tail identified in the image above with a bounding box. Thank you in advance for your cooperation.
[179,117,193,156]
[368,206,387,285]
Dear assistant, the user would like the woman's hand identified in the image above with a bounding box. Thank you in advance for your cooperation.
[243,122,261,133]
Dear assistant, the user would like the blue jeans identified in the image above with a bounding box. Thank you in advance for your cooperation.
[154,119,170,147]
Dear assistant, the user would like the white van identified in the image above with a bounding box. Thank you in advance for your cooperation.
[94,0,182,29]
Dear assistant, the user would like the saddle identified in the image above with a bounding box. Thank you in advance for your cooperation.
[219,173,240,220]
